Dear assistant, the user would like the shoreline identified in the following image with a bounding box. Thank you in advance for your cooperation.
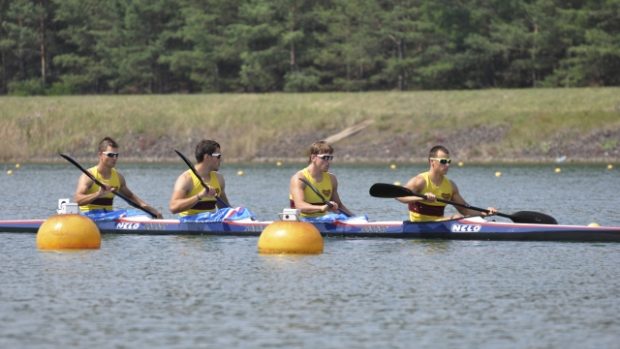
[7,155,618,165]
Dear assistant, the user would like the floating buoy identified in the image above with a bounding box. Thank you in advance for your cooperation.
[36,214,101,250]
[6,169,13,176]
[495,171,502,177]
[276,161,283,167]
[393,181,401,186]
[554,167,561,173]
[608,164,614,170]
[458,161,464,167]
[15,163,20,169]
[237,170,245,176]
[258,221,323,254]
[389,163,397,170]
[588,222,600,227]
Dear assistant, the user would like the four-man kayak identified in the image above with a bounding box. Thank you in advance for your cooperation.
[1,216,619,242]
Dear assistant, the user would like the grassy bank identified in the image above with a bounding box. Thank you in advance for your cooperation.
[1,88,619,163]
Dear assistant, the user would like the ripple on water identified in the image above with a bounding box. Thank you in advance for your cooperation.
[1,164,620,348]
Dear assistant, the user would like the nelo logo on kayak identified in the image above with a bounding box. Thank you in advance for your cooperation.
[451,224,481,233]
[116,222,141,230]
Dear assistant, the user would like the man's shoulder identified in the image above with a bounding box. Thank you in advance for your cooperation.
[175,170,192,181]
[413,172,427,181]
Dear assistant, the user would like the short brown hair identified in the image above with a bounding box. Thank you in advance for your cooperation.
[98,137,119,152]
[195,139,220,162]
[307,141,333,163]
[428,145,449,159]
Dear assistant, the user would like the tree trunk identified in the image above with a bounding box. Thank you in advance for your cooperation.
[290,42,296,68]
[398,38,404,91]
[39,0,47,85]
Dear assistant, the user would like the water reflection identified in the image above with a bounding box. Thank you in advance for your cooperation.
[409,240,454,255]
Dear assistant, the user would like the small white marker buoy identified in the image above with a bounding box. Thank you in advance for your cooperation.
[458,161,464,167]
[393,181,401,186]
[554,167,561,173]
[15,163,20,169]
[588,222,600,227]
[495,171,502,177]
[389,163,397,170]
[276,161,283,167]
[608,164,614,170]
[237,170,245,176]
[7,169,13,176]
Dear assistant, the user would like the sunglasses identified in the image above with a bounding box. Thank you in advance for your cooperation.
[102,151,119,158]
[210,153,222,159]
[317,154,334,161]
[430,157,451,164]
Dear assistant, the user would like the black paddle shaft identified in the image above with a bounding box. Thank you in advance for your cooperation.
[298,177,351,217]
[59,153,158,218]
[369,183,557,224]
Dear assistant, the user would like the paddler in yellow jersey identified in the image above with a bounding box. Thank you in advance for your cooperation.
[289,141,354,219]
[169,139,231,217]
[74,137,162,218]
[397,145,497,222]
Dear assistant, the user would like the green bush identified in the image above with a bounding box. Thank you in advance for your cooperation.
[47,81,77,95]
[284,71,320,92]
[8,79,46,96]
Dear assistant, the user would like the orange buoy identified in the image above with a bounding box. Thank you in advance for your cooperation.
[258,221,323,254]
[36,214,101,250]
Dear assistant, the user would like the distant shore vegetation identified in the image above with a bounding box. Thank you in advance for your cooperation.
[1,88,618,163]
[1,0,619,95]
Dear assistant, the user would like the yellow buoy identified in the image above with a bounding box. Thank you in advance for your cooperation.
[588,222,600,227]
[458,161,464,167]
[6,169,12,176]
[554,167,561,173]
[15,163,20,169]
[495,171,502,177]
[36,214,101,250]
[276,161,283,167]
[258,221,323,254]
[608,164,614,170]
[393,181,401,186]
[389,163,397,170]
[237,170,245,176]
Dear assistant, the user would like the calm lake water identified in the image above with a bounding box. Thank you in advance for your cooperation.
[1,163,619,348]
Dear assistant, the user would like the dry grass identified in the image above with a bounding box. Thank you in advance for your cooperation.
[1,88,618,163]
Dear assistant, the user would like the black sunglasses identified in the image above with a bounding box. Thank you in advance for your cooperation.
[102,151,119,158]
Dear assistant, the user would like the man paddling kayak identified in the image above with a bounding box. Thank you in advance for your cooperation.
[289,141,356,221]
[169,140,253,222]
[169,139,231,215]
[73,137,162,219]
[397,145,497,222]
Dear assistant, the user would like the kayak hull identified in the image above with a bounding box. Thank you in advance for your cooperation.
[1,217,620,242]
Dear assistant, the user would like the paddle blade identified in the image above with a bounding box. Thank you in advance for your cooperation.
[510,211,558,225]
[369,183,414,198]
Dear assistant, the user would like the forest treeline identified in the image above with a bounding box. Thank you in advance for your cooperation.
[1,0,619,95]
